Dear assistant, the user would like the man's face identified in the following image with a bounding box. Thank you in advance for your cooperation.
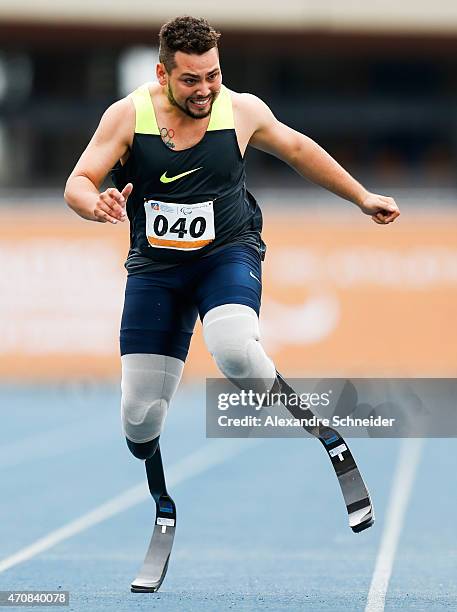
[161,48,222,119]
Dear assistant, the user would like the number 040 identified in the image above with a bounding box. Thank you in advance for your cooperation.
[153,215,206,239]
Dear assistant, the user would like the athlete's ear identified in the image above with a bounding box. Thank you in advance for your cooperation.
[156,63,168,86]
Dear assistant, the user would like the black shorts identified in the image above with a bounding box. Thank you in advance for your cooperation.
[120,244,262,362]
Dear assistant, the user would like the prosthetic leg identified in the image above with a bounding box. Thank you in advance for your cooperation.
[131,445,176,592]
[276,372,374,533]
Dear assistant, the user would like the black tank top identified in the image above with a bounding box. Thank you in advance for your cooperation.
[111,83,264,273]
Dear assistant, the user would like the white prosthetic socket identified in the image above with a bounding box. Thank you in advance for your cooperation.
[202,304,276,393]
[121,353,184,445]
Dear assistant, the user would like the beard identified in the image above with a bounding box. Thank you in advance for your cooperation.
[167,84,218,119]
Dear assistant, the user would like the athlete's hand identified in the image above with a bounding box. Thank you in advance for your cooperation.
[94,183,133,224]
[357,193,400,225]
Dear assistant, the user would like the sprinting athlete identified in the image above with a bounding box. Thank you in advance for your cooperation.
[64,16,399,586]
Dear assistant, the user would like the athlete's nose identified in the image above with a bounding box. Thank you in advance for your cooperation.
[194,85,211,98]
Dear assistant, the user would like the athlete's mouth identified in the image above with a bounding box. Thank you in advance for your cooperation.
[189,97,211,107]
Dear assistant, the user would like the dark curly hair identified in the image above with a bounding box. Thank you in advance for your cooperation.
[159,16,221,73]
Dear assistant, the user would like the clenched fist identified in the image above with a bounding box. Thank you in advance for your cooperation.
[358,193,400,225]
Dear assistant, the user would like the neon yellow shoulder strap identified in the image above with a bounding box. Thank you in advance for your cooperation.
[129,83,160,135]
[207,85,235,131]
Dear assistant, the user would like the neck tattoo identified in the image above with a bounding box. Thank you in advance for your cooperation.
[160,127,176,149]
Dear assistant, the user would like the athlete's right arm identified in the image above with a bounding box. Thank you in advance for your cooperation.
[64,98,134,224]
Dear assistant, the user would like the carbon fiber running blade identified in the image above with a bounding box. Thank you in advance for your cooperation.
[320,433,374,532]
[276,372,374,532]
[131,495,176,593]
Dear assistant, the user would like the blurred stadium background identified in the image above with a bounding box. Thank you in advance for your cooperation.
[0,2,456,382]
[0,4,456,610]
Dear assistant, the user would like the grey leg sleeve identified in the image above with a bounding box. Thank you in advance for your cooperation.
[121,354,184,449]
[202,304,276,393]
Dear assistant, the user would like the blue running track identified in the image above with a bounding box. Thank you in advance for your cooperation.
[0,384,455,611]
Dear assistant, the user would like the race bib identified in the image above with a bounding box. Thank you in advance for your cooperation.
[144,199,215,251]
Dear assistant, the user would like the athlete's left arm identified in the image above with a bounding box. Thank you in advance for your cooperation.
[244,94,400,224]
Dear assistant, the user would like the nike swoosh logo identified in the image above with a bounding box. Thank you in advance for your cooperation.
[160,167,203,184]
[250,271,261,284]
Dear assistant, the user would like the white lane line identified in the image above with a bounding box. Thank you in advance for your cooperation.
[0,438,260,574]
[365,438,424,612]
